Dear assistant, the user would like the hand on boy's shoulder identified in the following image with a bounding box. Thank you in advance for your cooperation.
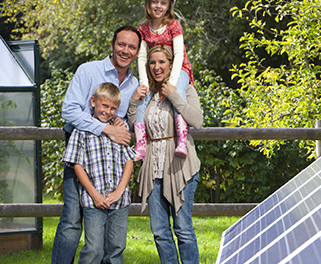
[102,119,131,146]
[113,117,127,127]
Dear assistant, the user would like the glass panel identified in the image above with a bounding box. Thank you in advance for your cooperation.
[0,37,33,87]
[0,92,37,232]
[9,42,36,83]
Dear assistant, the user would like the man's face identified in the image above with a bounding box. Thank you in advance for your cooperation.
[111,30,140,71]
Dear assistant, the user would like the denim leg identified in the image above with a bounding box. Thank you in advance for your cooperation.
[148,179,179,264]
[172,173,200,264]
[174,70,189,116]
[79,208,106,264]
[51,165,83,264]
[102,206,129,264]
[136,90,154,123]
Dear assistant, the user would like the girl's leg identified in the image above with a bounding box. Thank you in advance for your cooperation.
[136,91,154,123]
[134,91,153,161]
[174,70,189,157]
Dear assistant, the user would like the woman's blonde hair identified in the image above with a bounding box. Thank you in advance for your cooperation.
[145,0,175,25]
[146,45,173,92]
[92,82,121,107]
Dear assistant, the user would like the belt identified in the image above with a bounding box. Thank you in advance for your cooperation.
[150,135,176,141]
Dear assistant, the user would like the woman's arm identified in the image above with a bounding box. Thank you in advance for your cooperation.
[167,85,203,130]
[127,99,138,132]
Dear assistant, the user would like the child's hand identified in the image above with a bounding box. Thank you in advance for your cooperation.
[92,192,111,209]
[105,189,123,205]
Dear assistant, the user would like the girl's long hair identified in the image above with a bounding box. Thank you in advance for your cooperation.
[146,45,173,92]
[145,0,175,25]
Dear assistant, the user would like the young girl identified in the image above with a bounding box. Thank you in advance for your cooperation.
[134,0,194,161]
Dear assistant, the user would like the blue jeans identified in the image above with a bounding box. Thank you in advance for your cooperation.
[79,206,129,264]
[136,70,189,122]
[147,173,200,264]
[52,132,83,264]
[51,164,83,264]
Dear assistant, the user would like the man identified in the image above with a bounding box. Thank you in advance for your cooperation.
[51,26,142,264]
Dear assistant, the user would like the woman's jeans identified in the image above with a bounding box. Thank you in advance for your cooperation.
[147,172,200,264]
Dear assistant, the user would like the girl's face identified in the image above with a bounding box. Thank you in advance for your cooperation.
[150,0,170,20]
[149,50,172,83]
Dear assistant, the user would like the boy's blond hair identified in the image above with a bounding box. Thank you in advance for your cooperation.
[92,82,121,107]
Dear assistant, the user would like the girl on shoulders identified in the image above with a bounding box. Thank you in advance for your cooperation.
[133,0,194,161]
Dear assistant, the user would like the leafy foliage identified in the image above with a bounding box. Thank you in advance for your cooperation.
[194,70,312,203]
[229,0,321,157]
[41,65,73,198]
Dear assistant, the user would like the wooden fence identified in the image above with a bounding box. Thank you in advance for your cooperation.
[1,124,321,217]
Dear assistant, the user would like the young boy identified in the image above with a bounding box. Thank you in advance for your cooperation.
[62,82,134,264]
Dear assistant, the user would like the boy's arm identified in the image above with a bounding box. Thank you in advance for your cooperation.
[74,164,111,209]
[106,159,133,204]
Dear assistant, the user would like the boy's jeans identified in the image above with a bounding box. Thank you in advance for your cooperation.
[148,172,200,264]
[80,206,129,264]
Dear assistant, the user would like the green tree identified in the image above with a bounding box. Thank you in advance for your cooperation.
[194,70,312,203]
[228,0,321,157]
[1,0,144,74]
[41,65,73,198]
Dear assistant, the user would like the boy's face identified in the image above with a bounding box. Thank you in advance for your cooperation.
[90,96,119,123]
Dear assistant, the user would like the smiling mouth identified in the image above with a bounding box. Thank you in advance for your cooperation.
[120,55,129,59]
[154,72,163,78]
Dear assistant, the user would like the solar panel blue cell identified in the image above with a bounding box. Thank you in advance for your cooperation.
[216,157,321,264]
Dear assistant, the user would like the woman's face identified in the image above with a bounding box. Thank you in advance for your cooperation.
[149,50,172,83]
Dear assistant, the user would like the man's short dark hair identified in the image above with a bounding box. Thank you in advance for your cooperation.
[112,26,142,50]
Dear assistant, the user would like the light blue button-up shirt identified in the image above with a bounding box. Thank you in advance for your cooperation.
[62,56,138,136]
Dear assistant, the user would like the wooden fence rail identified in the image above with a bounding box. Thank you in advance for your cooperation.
[1,126,321,140]
[0,203,258,217]
[0,125,320,218]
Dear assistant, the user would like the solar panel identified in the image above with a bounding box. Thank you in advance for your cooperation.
[216,157,321,264]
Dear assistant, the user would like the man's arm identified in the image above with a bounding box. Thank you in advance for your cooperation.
[105,159,133,204]
[102,119,131,146]
[62,65,106,136]
[74,164,111,209]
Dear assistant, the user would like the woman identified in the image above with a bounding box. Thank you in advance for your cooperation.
[128,45,203,264]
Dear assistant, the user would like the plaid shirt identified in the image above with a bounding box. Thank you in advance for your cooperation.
[62,128,135,209]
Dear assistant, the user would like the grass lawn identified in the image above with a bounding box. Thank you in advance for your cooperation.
[0,197,240,263]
